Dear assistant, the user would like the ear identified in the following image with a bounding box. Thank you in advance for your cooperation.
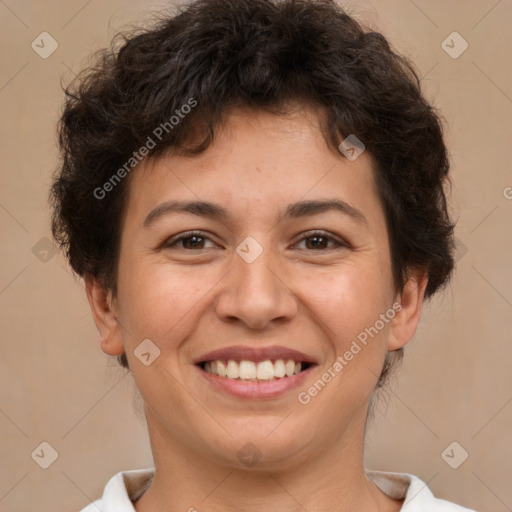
[84,276,125,357]
[387,270,428,351]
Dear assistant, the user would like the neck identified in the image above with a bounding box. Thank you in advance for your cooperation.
[134,412,402,512]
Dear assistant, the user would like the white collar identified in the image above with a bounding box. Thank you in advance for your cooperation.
[84,467,475,511]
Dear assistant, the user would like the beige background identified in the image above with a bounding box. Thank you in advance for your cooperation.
[1,0,511,510]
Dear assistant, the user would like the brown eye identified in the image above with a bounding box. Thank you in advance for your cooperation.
[179,235,206,249]
[295,231,348,251]
[164,231,216,250]
[304,235,330,250]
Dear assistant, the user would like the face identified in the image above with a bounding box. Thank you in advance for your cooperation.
[87,105,426,471]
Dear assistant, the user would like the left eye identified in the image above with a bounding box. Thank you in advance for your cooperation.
[293,232,346,250]
[164,231,346,251]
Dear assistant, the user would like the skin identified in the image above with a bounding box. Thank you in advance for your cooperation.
[86,104,427,512]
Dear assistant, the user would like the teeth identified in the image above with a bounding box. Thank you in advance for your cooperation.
[226,360,239,379]
[203,359,305,380]
[274,359,286,377]
[257,360,274,380]
[217,360,227,377]
[239,360,256,379]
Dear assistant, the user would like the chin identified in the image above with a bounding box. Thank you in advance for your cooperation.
[200,418,315,471]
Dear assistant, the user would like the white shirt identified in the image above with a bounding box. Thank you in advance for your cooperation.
[79,468,476,511]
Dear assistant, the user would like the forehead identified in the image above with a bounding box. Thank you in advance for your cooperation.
[123,106,384,231]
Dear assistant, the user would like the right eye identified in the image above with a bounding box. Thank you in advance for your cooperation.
[163,231,219,251]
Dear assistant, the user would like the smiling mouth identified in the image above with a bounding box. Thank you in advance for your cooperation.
[198,359,313,381]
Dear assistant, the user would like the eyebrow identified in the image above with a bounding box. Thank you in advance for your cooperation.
[143,198,368,228]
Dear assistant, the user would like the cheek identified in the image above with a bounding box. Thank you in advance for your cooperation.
[303,272,393,412]
[305,263,393,343]
[116,257,211,348]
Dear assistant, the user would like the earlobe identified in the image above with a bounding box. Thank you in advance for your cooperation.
[387,271,428,351]
[84,276,125,357]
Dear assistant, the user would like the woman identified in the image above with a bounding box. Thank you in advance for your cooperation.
[50,0,475,510]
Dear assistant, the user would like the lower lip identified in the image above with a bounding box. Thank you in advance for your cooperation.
[197,365,315,399]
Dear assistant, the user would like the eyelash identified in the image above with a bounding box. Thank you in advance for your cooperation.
[163,230,349,252]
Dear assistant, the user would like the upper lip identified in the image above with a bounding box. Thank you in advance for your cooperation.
[194,345,318,365]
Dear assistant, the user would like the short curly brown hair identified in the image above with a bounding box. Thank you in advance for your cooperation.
[50,0,455,374]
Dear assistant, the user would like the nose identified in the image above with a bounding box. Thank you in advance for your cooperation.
[214,241,298,330]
